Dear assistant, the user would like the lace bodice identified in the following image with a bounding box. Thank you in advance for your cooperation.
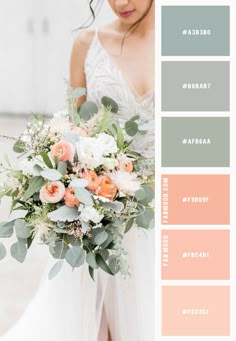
[84,28,155,159]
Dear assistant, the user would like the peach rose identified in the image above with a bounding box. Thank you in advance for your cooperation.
[96,175,117,201]
[64,187,80,207]
[71,125,88,137]
[81,169,99,191]
[39,181,65,204]
[50,140,74,162]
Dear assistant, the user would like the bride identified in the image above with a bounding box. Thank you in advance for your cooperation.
[1,0,155,340]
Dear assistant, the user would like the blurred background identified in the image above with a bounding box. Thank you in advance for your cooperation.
[0,0,115,336]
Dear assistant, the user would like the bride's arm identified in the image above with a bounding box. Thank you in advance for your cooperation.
[69,29,95,108]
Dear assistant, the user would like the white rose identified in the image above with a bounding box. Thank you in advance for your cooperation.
[80,206,104,224]
[96,133,118,155]
[75,137,104,169]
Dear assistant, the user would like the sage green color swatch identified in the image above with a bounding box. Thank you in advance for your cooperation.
[162,117,230,167]
[162,6,230,56]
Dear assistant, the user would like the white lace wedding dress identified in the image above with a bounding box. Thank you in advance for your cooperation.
[1,28,155,341]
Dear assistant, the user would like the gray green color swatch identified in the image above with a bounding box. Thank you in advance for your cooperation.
[161,61,230,112]
[162,6,230,56]
[162,117,230,167]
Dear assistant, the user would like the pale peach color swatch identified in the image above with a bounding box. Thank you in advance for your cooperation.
[162,230,230,280]
[162,286,230,335]
[161,174,230,224]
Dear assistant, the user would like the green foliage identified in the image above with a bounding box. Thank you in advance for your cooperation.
[0,243,7,260]
[10,241,27,263]
[0,220,15,238]
[101,96,119,113]
[79,101,98,121]
[13,140,26,153]
[15,219,32,239]
[65,245,85,268]
[23,176,45,201]
[48,260,64,280]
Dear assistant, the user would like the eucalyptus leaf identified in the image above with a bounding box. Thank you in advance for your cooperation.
[13,140,26,153]
[86,252,98,269]
[57,162,67,176]
[88,266,95,281]
[50,240,70,259]
[101,96,119,113]
[54,227,68,234]
[96,254,114,275]
[100,201,124,213]
[48,205,80,222]
[63,131,80,144]
[100,233,113,249]
[15,219,32,239]
[65,246,85,268]
[74,188,93,206]
[138,185,155,205]
[94,231,108,246]
[130,114,140,121]
[108,255,121,275]
[70,178,88,188]
[48,260,64,280]
[0,243,7,261]
[40,169,62,181]
[79,101,98,121]
[125,120,139,136]
[10,241,27,263]
[23,176,45,201]
[33,164,44,176]
[72,87,86,100]
[136,208,154,229]
[40,151,53,168]
[0,220,15,238]
[124,217,134,234]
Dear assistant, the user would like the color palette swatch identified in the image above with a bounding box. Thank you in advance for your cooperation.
[162,6,230,56]
[162,117,230,167]
[160,4,231,337]
[162,230,230,280]
[162,286,230,336]
[162,174,230,225]
[162,61,230,111]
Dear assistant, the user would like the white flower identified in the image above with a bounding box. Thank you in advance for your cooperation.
[53,109,69,119]
[39,181,65,204]
[75,137,104,169]
[109,170,141,196]
[103,157,118,170]
[49,116,71,135]
[79,206,104,224]
[96,133,118,155]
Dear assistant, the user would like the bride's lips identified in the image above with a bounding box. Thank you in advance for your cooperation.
[118,10,135,18]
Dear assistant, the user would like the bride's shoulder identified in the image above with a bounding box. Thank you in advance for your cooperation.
[72,28,96,54]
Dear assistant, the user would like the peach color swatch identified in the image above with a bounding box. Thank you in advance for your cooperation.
[161,174,230,224]
[162,286,230,335]
[162,230,230,280]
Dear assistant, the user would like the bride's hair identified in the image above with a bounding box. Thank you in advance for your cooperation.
[73,0,154,51]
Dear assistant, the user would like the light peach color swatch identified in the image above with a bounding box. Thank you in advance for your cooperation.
[162,286,230,335]
[162,230,230,280]
[161,174,230,224]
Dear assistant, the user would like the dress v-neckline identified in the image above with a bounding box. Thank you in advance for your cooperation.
[95,30,154,105]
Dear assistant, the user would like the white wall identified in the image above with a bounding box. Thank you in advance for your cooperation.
[0,0,115,114]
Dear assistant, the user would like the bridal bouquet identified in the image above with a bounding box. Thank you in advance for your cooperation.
[0,87,154,280]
